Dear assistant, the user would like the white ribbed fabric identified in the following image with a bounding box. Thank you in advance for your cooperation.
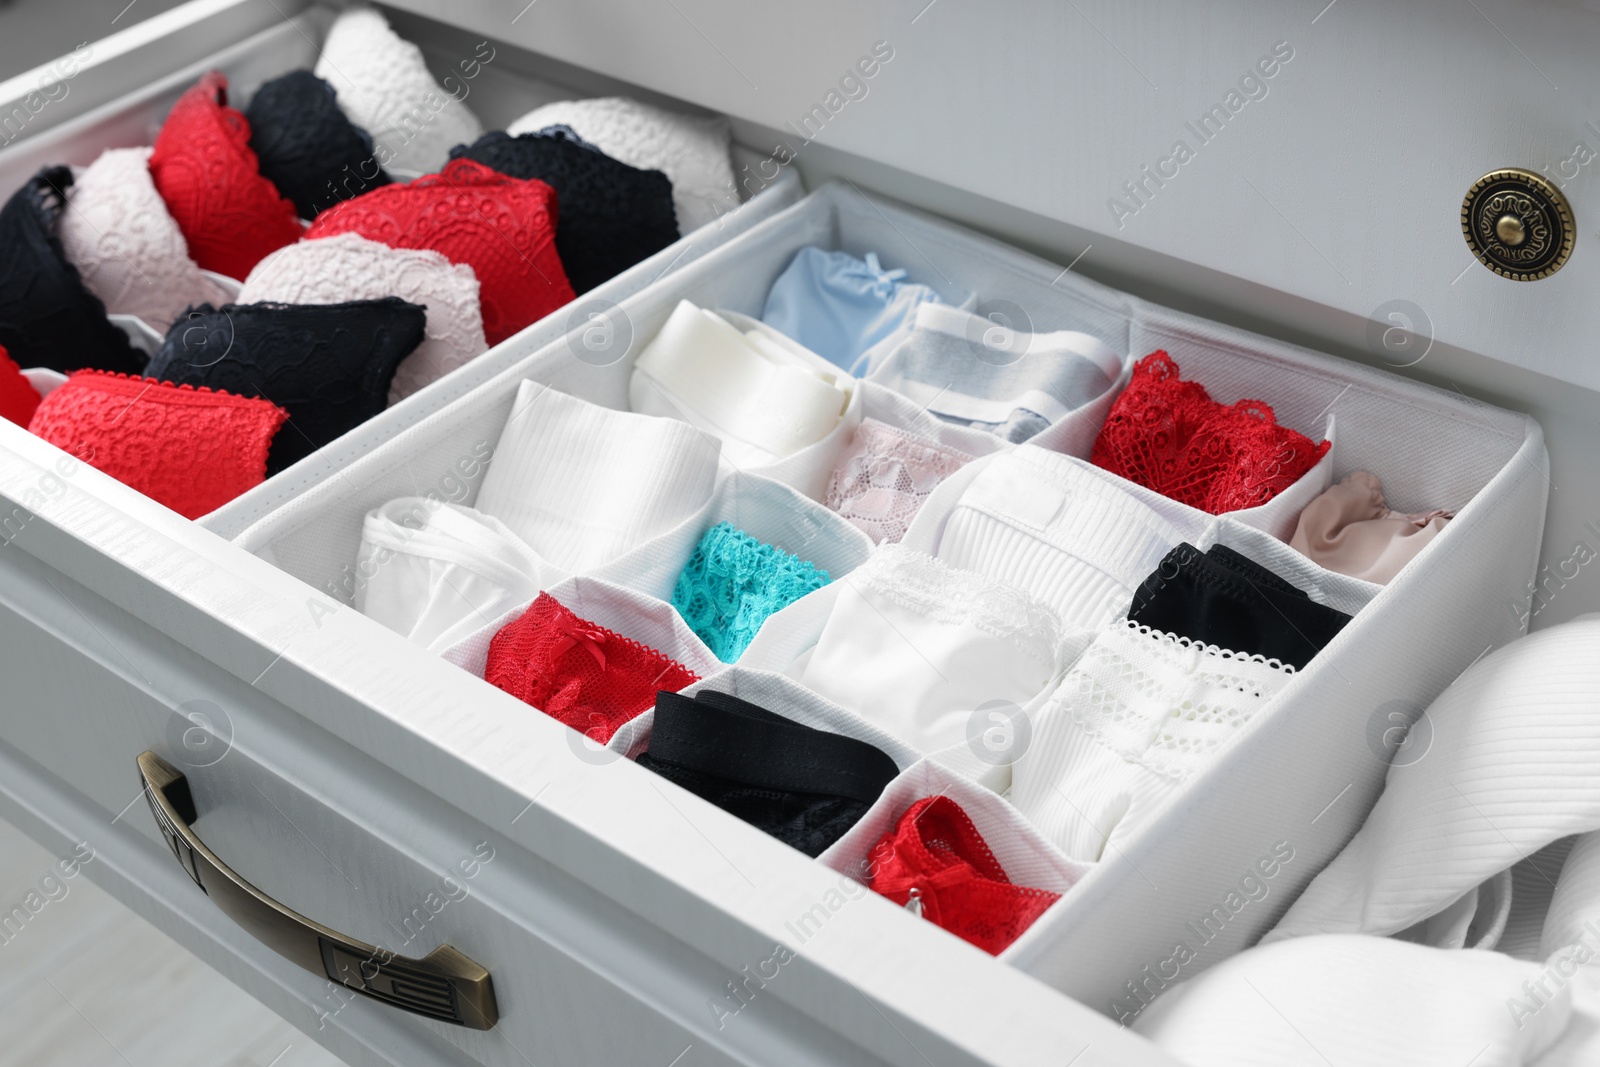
[590,470,873,603]
[1543,833,1600,960]
[315,7,483,173]
[817,758,1093,937]
[58,146,231,333]
[354,497,561,654]
[1267,617,1600,944]
[239,233,488,404]
[630,300,850,470]
[439,574,721,689]
[1132,935,1571,1067]
[475,380,720,573]
[507,96,736,231]
[1392,868,1512,951]
[787,543,1077,753]
[930,446,1202,630]
[1010,620,1296,863]
[608,664,922,766]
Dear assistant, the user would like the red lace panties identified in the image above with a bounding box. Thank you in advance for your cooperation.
[305,158,575,345]
[148,71,303,281]
[1091,350,1330,513]
[867,796,1061,955]
[27,371,287,518]
[485,592,699,743]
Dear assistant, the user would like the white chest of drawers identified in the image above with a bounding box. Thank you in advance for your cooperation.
[0,2,1594,1065]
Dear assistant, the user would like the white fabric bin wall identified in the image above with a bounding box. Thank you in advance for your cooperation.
[230,181,1549,1013]
[0,2,804,539]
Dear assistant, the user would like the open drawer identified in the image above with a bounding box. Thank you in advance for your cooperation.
[0,4,1559,1067]
[0,0,802,540]
[231,177,1549,1015]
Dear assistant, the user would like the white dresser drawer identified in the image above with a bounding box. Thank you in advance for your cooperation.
[0,3,1585,1067]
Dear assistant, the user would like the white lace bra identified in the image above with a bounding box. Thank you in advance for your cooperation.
[508,96,737,232]
[238,233,488,404]
[57,146,232,334]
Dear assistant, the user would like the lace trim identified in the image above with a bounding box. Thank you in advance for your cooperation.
[1118,619,1298,675]
[846,544,1063,665]
[1054,618,1293,781]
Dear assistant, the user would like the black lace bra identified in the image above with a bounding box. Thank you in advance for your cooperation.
[144,297,426,473]
[0,167,144,375]
[449,127,679,294]
[245,69,392,219]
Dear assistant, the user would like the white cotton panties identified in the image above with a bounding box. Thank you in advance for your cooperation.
[354,496,561,654]
[1009,619,1295,863]
[476,380,721,573]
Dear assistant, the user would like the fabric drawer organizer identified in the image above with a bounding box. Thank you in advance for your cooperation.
[0,2,801,540]
[231,178,1548,1014]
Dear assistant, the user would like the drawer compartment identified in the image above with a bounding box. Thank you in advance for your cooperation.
[0,0,802,541]
[231,180,1548,1018]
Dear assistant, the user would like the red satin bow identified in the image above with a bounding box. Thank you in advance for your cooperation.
[550,620,609,670]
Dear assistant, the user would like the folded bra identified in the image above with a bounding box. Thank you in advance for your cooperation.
[305,158,574,345]
[1127,542,1353,670]
[144,298,426,474]
[244,68,392,219]
[761,247,949,373]
[637,688,900,857]
[869,303,1123,444]
[866,795,1062,955]
[238,233,486,404]
[56,147,232,335]
[1091,350,1330,513]
[486,592,701,744]
[508,96,736,231]
[148,71,303,281]
[26,371,286,518]
[314,7,483,174]
[1290,470,1452,585]
[0,167,144,375]
[450,128,679,295]
[672,521,830,662]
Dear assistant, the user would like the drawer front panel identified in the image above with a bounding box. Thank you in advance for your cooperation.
[0,431,1172,1067]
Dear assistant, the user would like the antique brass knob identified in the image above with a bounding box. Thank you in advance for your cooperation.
[1461,168,1574,281]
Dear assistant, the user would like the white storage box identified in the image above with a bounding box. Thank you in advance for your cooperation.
[234,179,1549,1017]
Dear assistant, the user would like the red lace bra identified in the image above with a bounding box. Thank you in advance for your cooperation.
[1091,351,1330,513]
[0,345,41,427]
[148,71,303,281]
[305,158,576,345]
[27,371,287,519]
[485,592,700,743]
[867,796,1061,955]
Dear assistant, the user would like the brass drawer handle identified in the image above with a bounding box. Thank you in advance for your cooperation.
[1461,168,1575,281]
[137,752,498,1031]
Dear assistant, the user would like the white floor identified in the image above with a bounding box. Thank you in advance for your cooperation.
[0,816,348,1067]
